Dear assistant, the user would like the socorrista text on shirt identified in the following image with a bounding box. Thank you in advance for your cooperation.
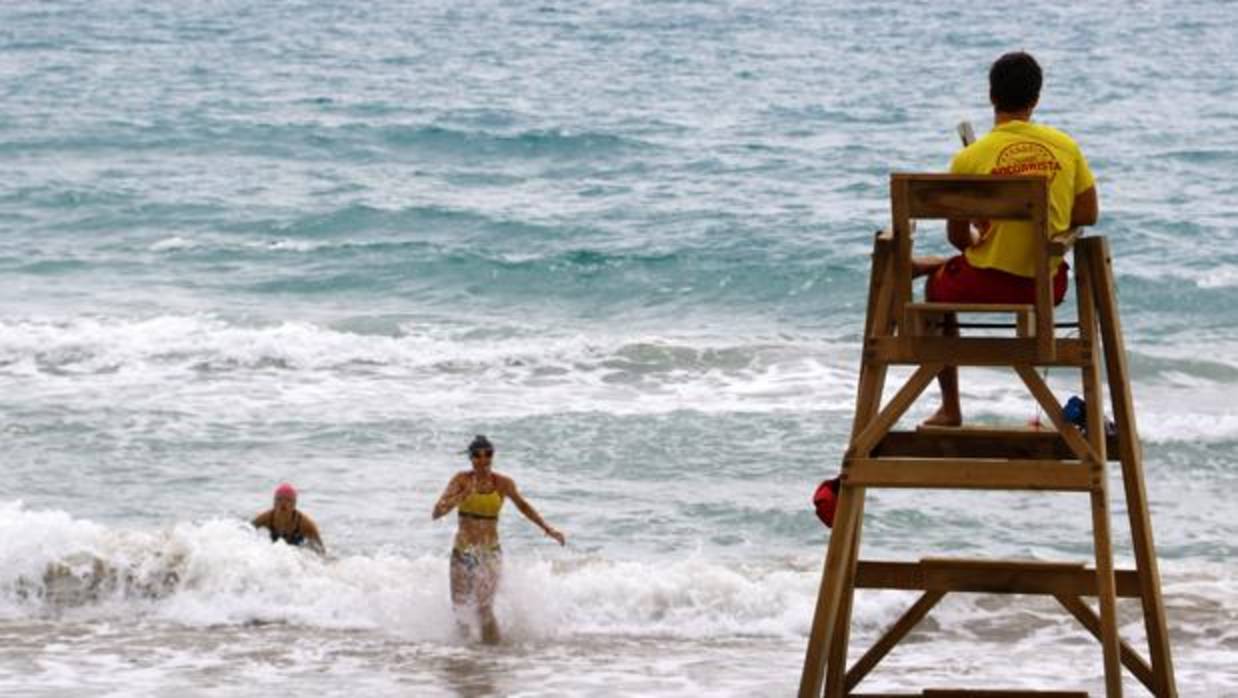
[950,120,1095,278]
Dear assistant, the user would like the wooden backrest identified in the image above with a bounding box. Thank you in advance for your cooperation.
[890,173,1055,359]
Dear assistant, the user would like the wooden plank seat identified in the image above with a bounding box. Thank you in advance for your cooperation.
[904,302,1036,337]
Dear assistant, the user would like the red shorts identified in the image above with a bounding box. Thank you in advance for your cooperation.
[926,255,1069,306]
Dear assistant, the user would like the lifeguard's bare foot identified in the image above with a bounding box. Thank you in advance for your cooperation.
[920,405,962,428]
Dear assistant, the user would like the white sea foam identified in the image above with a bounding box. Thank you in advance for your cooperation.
[149,236,199,252]
[259,238,323,252]
[2,503,1233,650]
[0,314,860,420]
[147,234,388,255]
[0,501,454,636]
[0,502,996,640]
[1119,260,1238,290]
[0,502,825,639]
[1198,267,1238,289]
[2,313,1235,442]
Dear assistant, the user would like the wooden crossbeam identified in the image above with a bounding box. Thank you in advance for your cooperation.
[850,692,1088,697]
[865,337,1089,366]
[842,575,1152,696]
[906,302,1036,315]
[845,591,945,692]
[875,428,1122,462]
[925,692,1090,697]
[854,560,1143,597]
[1013,366,1101,465]
[1056,594,1157,694]
[844,458,1094,491]
[848,364,942,458]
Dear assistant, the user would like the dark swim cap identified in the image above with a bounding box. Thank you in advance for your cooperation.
[466,434,495,455]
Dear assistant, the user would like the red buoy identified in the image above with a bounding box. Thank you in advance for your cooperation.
[813,477,841,528]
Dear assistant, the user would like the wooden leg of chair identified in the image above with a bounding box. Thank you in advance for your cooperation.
[1078,240,1123,696]
[1090,473,1124,697]
[846,590,946,692]
[1073,238,1107,468]
[849,363,942,458]
[802,232,891,697]
[825,496,865,697]
[1087,238,1177,696]
[800,485,865,698]
[1055,594,1157,693]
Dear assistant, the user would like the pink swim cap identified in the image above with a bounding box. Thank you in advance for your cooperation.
[274,483,297,499]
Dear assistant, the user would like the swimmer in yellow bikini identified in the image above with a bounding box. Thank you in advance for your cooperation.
[431,435,565,643]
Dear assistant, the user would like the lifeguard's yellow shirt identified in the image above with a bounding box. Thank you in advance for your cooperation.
[950,120,1095,278]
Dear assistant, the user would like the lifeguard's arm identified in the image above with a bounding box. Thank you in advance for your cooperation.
[911,256,950,278]
[500,476,566,546]
[300,516,326,555]
[1071,186,1099,227]
[431,473,473,520]
[252,510,272,529]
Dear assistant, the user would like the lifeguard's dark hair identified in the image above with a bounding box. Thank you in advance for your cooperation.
[989,52,1042,113]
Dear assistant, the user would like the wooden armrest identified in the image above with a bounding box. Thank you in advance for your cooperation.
[1049,226,1084,256]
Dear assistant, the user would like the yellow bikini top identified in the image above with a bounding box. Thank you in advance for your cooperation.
[458,487,504,520]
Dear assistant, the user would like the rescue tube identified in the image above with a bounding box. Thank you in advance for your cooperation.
[813,477,841,528]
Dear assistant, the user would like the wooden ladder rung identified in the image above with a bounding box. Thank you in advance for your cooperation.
[845,458,1094,491]
[906,302,1034,315]
[851,693,1087,698]
[866,337,1089,366]
[924,691,1089,697]
[855,559,1143,597]
[915,424,1059,437]
[877,428,1122,463]
[952,321,1081,330]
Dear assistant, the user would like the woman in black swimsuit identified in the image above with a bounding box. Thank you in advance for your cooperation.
[252,483,325,555]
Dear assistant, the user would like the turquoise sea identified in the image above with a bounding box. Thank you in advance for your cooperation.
[2,1,1236,695]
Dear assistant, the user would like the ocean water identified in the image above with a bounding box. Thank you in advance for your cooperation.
[2,0,1236,695]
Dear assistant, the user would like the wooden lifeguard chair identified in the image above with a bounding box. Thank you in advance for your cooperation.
[799,174,1177,697]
